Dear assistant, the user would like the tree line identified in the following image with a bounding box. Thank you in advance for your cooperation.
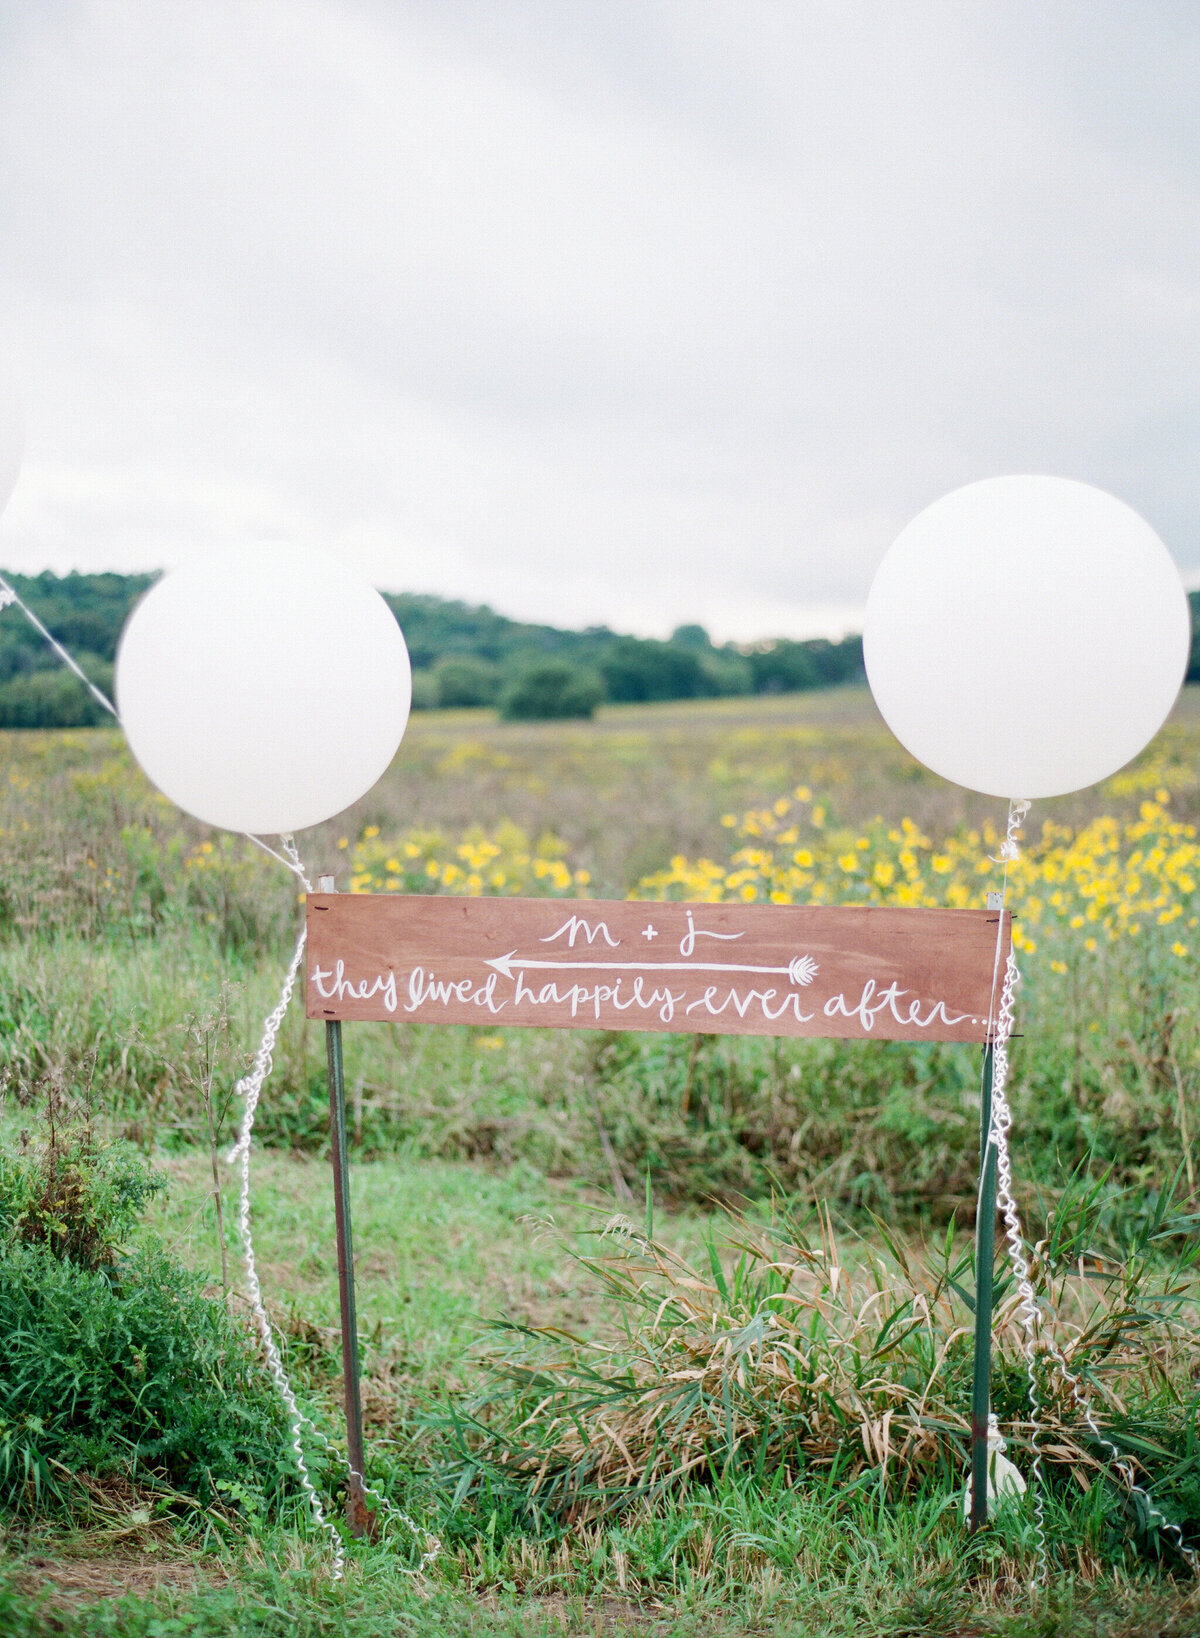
[0,569,1196,727]
[0,572,154,727]
[391,594,865,718]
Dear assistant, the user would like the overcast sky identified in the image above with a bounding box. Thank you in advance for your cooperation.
[0,1,1197,641]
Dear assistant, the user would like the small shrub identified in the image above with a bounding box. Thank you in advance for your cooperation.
[500,662,603,721]
[434,655,502,709]
[0,1097,290,1517]
[0,1239,291,1515]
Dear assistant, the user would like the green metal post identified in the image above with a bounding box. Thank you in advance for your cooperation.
[970,1040,998,1529]
[321,877,370,1537]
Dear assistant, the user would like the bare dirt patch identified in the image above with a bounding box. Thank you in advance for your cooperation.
[14,1546,224,1611]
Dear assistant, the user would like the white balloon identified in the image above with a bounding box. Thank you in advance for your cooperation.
[116,543,411,833]
[0,376,25,519]
[864,476,1190,799]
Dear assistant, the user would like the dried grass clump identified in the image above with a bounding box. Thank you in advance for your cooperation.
[451,1183,1200,1526]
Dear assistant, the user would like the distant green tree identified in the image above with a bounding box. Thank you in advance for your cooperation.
[671,623,712,650]
[805,635,865,686]
[0,572,154,664]
[600,638,705,703]
[409,669,439,711]
[741,636,864,694]
[384,592,598,670]
[0,662,114,727]
[433,655,502,708]
[0,572,151,728]
[698,650,754,696]
[743,641,821,693]
[501,661,603,721]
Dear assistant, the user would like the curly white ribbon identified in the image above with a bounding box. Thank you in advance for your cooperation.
[984,801,1197,1585]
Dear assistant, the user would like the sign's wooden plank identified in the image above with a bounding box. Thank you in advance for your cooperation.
[306,895,1010,1042]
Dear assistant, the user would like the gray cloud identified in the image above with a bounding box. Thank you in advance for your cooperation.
[0,0,1197,638]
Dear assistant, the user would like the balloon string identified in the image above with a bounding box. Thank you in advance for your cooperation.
[982,796,1029,1053]
[227,859,439,1577]
[982,801,1198,1587]
[246,832,313,892]
[985,950,1050,1589]
[227,922,346,1577]
[0,571,383,1574]
[980,802,1049,1588]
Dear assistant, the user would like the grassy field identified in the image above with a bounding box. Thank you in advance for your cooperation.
[3,690,1200,1634]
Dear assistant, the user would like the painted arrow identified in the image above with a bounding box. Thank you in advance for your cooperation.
[483,952,820,985]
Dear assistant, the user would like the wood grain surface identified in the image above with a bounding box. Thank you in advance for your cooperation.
[306,895,1011,1042]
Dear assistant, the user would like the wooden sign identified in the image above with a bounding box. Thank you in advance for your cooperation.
[306,895,1010,1042]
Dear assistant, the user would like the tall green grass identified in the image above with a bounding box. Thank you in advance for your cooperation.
[436,1172,1200,1571]
[3,704,1200,1629]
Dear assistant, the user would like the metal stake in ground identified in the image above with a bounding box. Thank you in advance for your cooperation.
[319,873,370,1537]
[970,1038,998,1530]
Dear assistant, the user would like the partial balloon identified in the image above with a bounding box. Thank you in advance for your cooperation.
[864,476,1189,800]
[0,376,25,520]
[116,544,411,833]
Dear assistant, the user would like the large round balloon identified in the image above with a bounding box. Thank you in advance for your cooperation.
[0,376,25,519]
[116,543,411,833]
[864,476,1190,799]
